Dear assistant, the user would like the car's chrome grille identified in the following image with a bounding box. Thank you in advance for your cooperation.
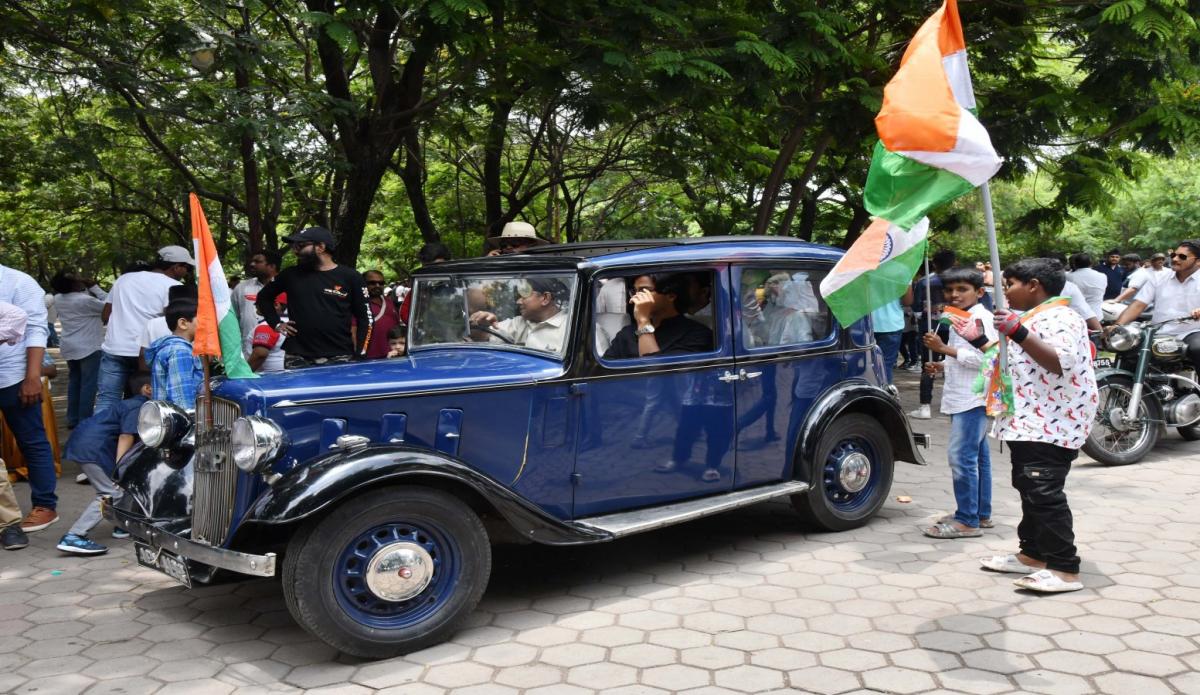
[192,396,240,546]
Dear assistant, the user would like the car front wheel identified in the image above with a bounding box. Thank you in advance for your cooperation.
[792,413,894,531]
[282,486,491,659]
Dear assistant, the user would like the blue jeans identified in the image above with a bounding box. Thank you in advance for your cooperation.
[875,331,902,384]
[0,382,57,510]
[949,406,992,527]
[66,351,102,427]
[94,352,139,413]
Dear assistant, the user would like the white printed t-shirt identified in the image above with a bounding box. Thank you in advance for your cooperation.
[940,303,997,415]
[101,271,180,357]
[994,303,1097,449]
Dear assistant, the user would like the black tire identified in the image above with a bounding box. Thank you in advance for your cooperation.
[282,486,491,659]
[791,413,894,531]
[1082,375,1161,466]
[1178,424,1200,441]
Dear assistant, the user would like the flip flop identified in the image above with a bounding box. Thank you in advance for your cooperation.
[937,514,994,529]
[922,522,982,539]
[1014,569,1084,593]
[979,554,1040,574]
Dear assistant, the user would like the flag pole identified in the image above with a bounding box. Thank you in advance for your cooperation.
[923,247,933,335]
[980,181,1007,374]
[201,355,213,428]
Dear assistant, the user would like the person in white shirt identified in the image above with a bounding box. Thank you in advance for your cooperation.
[1115,252,1157,303]
[231,250,281,358]
[94,246,193,412]
[1114,240,1200,374]
[469,278,569,355]
[49,272,109,428]
[1066,252,1107,321]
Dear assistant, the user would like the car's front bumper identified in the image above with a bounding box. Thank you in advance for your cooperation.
[102,496,276,577]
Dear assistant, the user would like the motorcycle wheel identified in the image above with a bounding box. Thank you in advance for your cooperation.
[1083,374,1161,466]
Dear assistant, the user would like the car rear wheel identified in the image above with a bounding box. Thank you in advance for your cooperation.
[282,486,490,659]
[792,413,893,531]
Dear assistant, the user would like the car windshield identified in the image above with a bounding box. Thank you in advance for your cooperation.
[410,272,576,358]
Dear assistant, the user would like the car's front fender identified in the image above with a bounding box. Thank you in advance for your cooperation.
[240,445,611,545]
[797,380,927,473]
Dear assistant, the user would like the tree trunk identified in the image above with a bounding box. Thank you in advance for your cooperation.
[331,160,391,265]
[841,204,871,249]
[753,129,833,236]
[483,99,514,239]
[400,129,440,243]
[776,180,803,237]
[797,191,818,241]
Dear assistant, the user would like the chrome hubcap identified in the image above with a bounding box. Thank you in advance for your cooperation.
[364,542,435,602]
[838,452,872,493]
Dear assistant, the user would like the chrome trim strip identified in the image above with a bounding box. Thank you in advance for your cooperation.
[104,501,276,577]
[576,481,810,538]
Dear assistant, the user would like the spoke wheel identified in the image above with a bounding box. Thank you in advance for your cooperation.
[1083,375,1160,466]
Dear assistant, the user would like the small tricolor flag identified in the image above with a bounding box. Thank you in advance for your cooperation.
[190,193,257,379]
[864,0,1002,230]
[820,217,929,328]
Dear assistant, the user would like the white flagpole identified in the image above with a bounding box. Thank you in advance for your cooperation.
[980,181,1007,374]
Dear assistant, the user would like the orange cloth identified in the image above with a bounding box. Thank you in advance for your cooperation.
[2,377,62,482]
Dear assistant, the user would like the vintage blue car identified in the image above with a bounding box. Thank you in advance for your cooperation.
[107,237,927,658]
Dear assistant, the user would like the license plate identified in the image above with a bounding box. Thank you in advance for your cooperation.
[135,543,192,588]
[1094,357,1113,369]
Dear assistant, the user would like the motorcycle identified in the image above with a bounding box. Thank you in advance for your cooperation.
[1084,317,1200,466]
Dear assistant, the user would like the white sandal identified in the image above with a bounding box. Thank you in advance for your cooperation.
[979,554,1040,574]
[1013,569,1083,593]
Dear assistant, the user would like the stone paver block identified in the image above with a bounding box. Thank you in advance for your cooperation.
[539,643,606,668]
[1094,671,1175,695]
[610,643,677,668]
[819,648,887,672]
[1011,669,1095,695]
[471,642,537,667]
[492,664,562,689]
[713,664,784,692]
[565,662,638,689]
[1106,650,1188,677]
[423,662,492,689]
[1031,649,1109,676]
[1050,630,1126,655]
[785,666,860,695]
[641,664,711,691]
[350,659,425,689]
[681,646,744,670]
[860,666,936,694]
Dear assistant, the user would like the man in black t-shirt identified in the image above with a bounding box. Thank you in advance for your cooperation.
[256,227,372,366]
[604,273,712,359]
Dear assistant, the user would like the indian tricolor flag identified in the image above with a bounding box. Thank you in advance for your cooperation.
[820,217,929,327]
[190,193,257,379]
[864,0,1001,229]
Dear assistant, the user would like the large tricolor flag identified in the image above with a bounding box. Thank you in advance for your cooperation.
[864,0,1002,230]
[821,217,930,327]
[190,193,257,379]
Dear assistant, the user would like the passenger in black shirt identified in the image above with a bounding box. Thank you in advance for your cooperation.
[604,273,712,359]
[256,227,372,365]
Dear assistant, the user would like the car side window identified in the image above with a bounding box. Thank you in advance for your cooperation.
[594,270,717,360]
[738,267,833,349]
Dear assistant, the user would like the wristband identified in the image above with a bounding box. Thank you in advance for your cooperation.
[968,335,990,350]
[1011,325,1030,344]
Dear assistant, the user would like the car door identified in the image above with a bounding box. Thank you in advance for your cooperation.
[731,263,842,488]
[571,266,737,517]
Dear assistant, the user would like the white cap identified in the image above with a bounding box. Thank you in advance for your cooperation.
[158,245,195,266]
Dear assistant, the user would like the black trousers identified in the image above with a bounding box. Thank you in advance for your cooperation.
[1008,441,1080,574]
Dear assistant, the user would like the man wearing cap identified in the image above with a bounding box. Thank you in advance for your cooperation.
[94,246,193,412]
[484,221,550,256]
[468,278,569,354]
[256,227,372,367]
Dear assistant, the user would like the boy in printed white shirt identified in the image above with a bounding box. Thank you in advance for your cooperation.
[974,259,1097,593]
[920,268,997,539]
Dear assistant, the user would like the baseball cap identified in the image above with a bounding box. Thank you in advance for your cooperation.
[283,226,336,250]
[158,245,195,266]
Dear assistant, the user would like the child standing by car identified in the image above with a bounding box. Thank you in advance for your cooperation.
[145,299,203,409]
[919,268,996,539]
[56,374,151,555]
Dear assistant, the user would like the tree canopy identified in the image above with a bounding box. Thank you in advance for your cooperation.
[1,0,1198,281]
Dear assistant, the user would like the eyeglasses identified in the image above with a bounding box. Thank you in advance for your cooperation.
[1173,254,1193,261]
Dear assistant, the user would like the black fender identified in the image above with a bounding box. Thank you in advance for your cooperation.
[113,442,194,524]
[1095,367,1136,384]
[239,445,611,545]
[797,380,927,475]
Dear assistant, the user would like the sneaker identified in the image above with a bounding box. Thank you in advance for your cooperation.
[653,460,679,473]
[75,472,89,484]
[1,525,28,550]
[56,533,108,555]
[21,506,59,532]
[908,404,932,420]
[905,363,922,372]
[701,469,721,482]
[112,528,131,539]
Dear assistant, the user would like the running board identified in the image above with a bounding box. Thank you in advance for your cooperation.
[576,481,810,538]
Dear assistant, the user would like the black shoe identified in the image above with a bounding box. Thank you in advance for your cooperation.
[1,525,29,550]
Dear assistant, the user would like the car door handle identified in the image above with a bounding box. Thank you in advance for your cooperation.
[741,369,762,380]
[718,371,741,383]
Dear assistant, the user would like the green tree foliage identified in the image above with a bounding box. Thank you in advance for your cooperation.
[1,0,1198,281]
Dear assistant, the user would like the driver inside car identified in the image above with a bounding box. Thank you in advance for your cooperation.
[468,278,569,354]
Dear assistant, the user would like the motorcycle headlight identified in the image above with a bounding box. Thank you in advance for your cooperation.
[231,416,287,473]
[1106,324,1142,352]
[137,401,191,448]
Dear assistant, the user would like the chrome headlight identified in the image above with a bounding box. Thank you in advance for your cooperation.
[1106,324,1142,352]
[231,416,287,473]
[138,401,191,448]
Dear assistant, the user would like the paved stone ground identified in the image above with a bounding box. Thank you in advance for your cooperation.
[2,366,1199,694]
